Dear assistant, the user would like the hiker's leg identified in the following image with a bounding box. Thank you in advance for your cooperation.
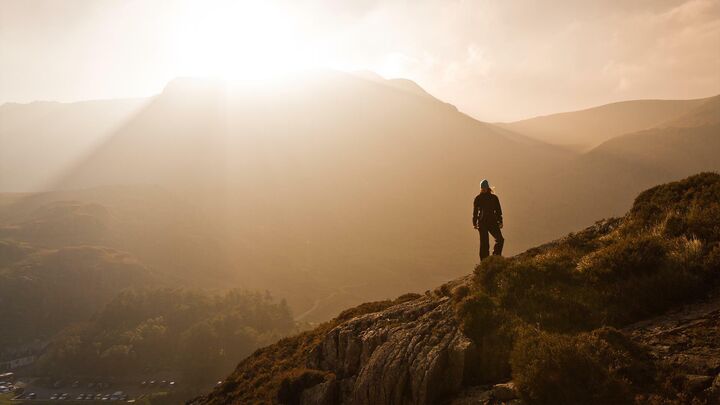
[489,224,504,256]
[479,227,490,260]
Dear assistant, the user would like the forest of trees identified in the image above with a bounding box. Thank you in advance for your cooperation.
[34,288,296,386]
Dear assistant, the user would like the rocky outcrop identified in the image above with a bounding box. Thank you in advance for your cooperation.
[304,289,474,405]
[626,293,720,402]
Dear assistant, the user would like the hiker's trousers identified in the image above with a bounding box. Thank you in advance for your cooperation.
[478,222,504,260]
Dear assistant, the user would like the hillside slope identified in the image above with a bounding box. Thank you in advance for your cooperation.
[520,95,720,244]
[500,96,713,151]
[194,172,720,405]
[0,186,232,346]
[0,243,154,346]
[585,95,720,176]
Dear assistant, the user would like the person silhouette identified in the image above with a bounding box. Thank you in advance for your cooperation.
[472,179,504,260]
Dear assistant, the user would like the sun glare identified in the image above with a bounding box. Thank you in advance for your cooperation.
[166,1,316,80]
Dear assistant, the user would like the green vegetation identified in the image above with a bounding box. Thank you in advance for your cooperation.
[35,288,295,386]
[0,393,14,405]
[456,172,720,403]
[0,244,153,347]
[510,327,654,404]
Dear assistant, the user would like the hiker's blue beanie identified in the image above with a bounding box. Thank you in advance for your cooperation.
[480,179,490,189]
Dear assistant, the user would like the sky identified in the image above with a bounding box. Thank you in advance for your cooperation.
[1,0,719,121]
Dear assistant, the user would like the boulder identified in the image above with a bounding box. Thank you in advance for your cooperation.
[492,382,518,401]
[684,375,714,393]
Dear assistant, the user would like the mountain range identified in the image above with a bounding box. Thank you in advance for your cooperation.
[1,71,718,328]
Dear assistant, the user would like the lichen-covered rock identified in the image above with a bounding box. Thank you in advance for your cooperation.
[626,294,720,403]
[307,293,475,404]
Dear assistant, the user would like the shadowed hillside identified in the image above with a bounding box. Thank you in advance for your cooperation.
[500,96,713,151]
[0,186,235,347]
[524,95,720,238]
[586,95,720,175]
[35,288,295,387]
[193,172,720,405]
[0,243,153,347]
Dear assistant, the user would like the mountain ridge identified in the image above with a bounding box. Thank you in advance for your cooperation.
[499,95,717,151]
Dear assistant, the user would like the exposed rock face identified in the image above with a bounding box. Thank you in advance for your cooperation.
[299,379,337,405]
[626,293,720,402]
[305,291,474,405]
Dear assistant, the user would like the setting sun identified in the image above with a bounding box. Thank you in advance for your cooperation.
[164,1,320,80]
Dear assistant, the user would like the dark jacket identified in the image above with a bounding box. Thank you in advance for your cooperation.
[473,193,503,227]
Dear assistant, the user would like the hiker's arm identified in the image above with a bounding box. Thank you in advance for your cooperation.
[472,199,479,228]
[495,196,503,225]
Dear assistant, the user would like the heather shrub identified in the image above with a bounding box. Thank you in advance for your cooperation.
[334,293,420,322]
[476,252,598,332]
[511,327,653,405]
[473,255,510,293]
[277,369,333,405]
[456,292,516,382]
[577,234,667,282]
[629,172,720,234]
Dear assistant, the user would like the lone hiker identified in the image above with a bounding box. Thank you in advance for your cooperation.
[473,179,504,260]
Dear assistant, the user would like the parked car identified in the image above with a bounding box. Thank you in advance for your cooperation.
[71,380,80,388]
[27,392,37,399]
[59,392,69,400]
[50,393,60,400]
[94,393,103,400]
